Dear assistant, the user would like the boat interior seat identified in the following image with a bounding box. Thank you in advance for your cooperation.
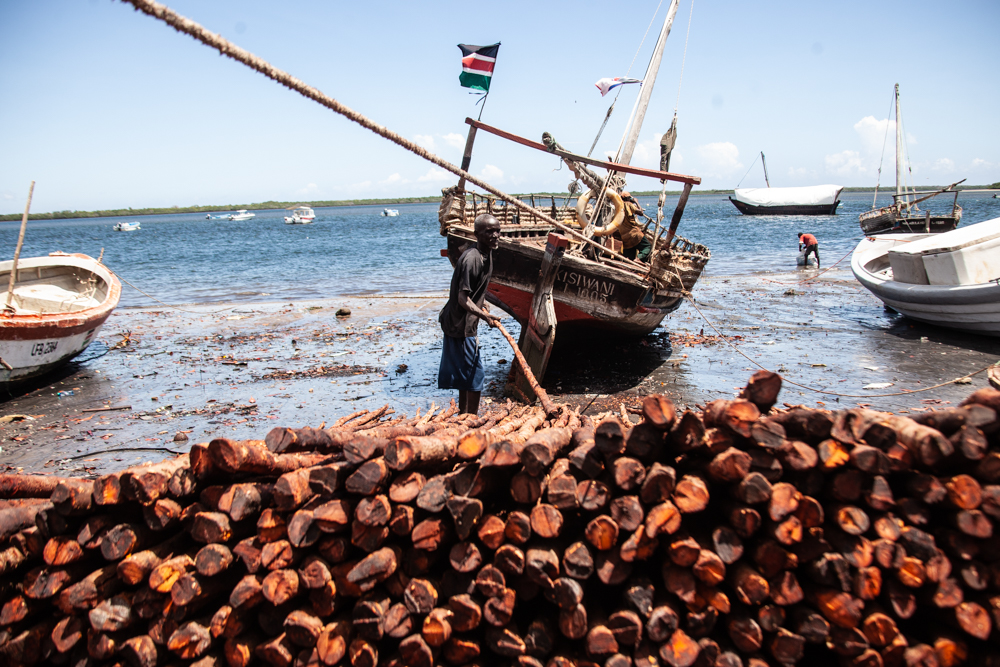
[7,282,104,314]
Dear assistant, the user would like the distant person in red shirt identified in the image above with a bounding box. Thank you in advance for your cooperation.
[798,232,819,267]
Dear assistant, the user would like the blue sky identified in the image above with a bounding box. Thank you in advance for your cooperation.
[1,0,998,215]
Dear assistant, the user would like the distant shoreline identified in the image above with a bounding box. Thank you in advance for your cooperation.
[2,185,996,222]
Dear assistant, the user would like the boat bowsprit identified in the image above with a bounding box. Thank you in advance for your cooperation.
[0,253,122,383]
[851,217,1000,336]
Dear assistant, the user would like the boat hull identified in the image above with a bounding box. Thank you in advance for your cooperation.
[851,237,1000,336]
[0,253,122,383]
[729,198,840,216]
[859,206,961,235]
[446,228,692,337]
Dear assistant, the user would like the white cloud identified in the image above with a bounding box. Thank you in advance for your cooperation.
[382,173,403,184]
[787,167,812,179]
[1,193,12,201]
[853,116,893,155]
[414,134,436,151]
[296,183,320,196]
[416,168,452,183]
[972,158,993,169]
[824,150,867,177]
[694,142,742,177]
[350,180,372,191]
[443,133,465,149]
[932,158,955,173]
[479,164,504,183]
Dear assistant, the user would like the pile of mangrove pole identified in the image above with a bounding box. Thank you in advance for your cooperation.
[0,371,998,667]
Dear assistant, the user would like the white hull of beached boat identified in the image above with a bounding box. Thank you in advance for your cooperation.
[0,253,122,382]
[851,219,1000,336]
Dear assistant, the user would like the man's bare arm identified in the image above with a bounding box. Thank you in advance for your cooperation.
[459,289,500,328]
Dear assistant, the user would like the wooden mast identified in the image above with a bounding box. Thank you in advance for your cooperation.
[618,0,680,166]
[761,152,771,188]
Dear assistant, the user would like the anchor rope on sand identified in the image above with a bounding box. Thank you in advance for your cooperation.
[680,291,995,400]
[121,0,647,272]
[759,243,859,285]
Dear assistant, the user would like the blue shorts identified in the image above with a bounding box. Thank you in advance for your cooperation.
[438,335,485,392]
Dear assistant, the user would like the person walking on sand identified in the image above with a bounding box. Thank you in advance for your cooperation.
[438,214,502,415]
[798,231,820,267]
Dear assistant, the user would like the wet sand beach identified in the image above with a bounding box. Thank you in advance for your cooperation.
[1,263,995,478]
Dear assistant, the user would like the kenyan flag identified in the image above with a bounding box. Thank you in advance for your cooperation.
[458,43,500,92]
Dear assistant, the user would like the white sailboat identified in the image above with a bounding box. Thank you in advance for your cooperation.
[858,84,963,235]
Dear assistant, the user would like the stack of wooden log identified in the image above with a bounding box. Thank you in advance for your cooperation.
[1,372,999,667]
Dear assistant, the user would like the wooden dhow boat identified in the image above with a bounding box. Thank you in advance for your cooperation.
[0,252,121,383]
[851,217,1000,336]
[859,84,964,235]
[439,0,709,388]
[730,153,843,215]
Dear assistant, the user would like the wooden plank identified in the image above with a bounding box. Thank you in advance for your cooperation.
[465,118,701,186]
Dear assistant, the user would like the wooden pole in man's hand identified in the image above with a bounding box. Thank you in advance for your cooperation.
[495,322,559,417]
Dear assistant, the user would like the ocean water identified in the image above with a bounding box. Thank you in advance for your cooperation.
[1,192,998,309]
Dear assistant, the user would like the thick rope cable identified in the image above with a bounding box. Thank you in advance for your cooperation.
[680,294,993,399]
[120,0,648,273]
[673,0,694,114]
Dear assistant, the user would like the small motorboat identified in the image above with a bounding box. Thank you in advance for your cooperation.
[284,206,316,224]
[381,208,399,217]
[0,252,122,383]
[113,221,141,232]
[228,210,256,221]
[851,217,1000,336]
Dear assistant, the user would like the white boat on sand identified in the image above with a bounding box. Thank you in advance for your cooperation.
[228,210,256,221]
[851,218,1000,336]
[113,221,141,232]
[284,206,315,224]
[0,253,122,383]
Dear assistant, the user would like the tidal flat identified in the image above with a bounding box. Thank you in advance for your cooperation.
[0,265,995,478]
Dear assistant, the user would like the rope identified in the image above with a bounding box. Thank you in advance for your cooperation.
[113,271,239,314]
[735,153,760,188]
[120,0,647,271]
[872,89,895,208]
[673,0,694,114]
[759,244,858,285]
[586,0,664,158]
[681,294,994,399]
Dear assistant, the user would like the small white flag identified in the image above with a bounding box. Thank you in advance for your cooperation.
[594,77,642,97]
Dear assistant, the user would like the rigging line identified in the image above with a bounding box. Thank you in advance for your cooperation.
[673,0,694,114]
[112,271,239,315]
[873,88,895,208]
[759,243,860,285]
[586,0,664,158]
[681,294,993,399]
[735,152,760,188]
